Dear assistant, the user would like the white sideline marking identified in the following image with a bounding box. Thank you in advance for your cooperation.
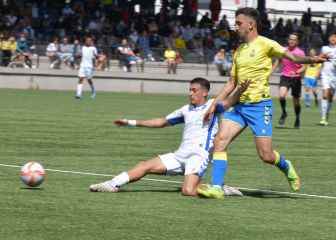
[1,163,336,200]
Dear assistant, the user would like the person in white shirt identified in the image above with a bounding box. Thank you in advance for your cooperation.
[89,77,249,197]
[76,36,98,99]
[319,33,336,126]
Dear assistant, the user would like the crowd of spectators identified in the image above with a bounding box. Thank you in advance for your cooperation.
[1,1,336,73]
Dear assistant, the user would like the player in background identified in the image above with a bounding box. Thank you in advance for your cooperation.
[273,33,306,128]
[303,49,321,108]
[197,7,326,199]
[75,36,98,99]
[89,77,249,196]
[319,33,336,126]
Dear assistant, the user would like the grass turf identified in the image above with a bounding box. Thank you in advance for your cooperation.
[0,89,335,240]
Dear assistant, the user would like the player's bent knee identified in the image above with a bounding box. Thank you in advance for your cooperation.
[259,151,275,164]
[181,186,197,196]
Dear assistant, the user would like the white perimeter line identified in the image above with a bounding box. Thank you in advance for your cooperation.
[1,163,336,200]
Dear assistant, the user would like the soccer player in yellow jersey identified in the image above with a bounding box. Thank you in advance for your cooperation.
[303,49,322,107]
[197,7,327,199]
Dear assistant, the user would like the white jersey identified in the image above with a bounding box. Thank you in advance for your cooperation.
[166,99,218,153]
[321,45,336,78]
[80,46,97,68]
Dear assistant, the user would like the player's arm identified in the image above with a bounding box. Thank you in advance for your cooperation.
[283,51,327,64]
[296,64,306,75]
[272,59,280,72]
[203,77,236,122]
[221,80,250,108]
[114,118,169,128]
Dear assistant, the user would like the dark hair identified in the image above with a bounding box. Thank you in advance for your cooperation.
[190,77,210,91]
[235,7,260,23]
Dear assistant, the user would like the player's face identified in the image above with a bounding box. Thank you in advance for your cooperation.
[288,35,298,48]
[235,14,254,42]
[189,83,208,106]
[86,38,93,46]
[329,34,336,45]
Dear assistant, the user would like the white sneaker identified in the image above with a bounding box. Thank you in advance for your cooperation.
[89,181,120,192]
[223,185,243,196]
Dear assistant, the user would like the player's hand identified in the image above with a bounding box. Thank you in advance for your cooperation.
[313,54,328,63]
[203,103,216,123]
[114,119,128,126]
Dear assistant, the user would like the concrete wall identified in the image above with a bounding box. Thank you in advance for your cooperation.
[0,67,282,96]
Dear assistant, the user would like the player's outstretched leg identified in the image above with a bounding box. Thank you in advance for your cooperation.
[274,151,301,191]
[90,172,129,192]
[90,157,166,193]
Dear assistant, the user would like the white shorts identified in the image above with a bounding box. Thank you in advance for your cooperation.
[321,75,336,90]
[78,67,94,79]
[159,147,209,177]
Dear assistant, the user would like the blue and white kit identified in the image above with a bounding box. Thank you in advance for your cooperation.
[159,99,219,177]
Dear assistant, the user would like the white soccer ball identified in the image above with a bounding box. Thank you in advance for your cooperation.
[20,161,45,187]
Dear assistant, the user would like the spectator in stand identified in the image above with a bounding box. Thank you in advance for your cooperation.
[213,48,231,76]
[199,12,212,29]
[218,15,230,31]
[137,30,154,61]
[0,33,4,66]
[46,37,61,69]
[72,39,82,69]
[272,18,287,45]
[15,33,33,68]
[2,36,17,67]
[117,38,138,72]
[59,37,74,68]
[164,45,177,74]
[96,49,108,71]
[174,33,187,51]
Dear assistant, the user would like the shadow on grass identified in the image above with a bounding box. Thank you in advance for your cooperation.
[20,187,44,191]
[240,189,300,199]
[119,188,181,193]
[274,126,299,130]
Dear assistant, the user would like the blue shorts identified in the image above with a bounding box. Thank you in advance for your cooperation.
[223,99,273,137]
[304,77,317,88]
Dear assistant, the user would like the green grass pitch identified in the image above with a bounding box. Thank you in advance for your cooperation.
[0,89,335,240]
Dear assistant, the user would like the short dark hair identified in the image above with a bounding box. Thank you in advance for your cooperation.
[235,7,260,23]
[190,77,210,91]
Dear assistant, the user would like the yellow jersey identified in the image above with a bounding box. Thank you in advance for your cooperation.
[304,63,321,79]
[231,36,285,103]
[2,40,17,51]
[164,49,176,60]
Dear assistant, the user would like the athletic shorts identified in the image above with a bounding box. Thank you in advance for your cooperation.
[280,76,302,98]
[321,74,336,90]
[159,147,209,177]
[78,67,94,79]
[304,77,318,88]
[223,99,273,137]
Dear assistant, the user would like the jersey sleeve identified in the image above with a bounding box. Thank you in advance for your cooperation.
[267,39,286,58]
[166,107,185,125]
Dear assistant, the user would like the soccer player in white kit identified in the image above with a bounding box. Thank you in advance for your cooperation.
[320,33,336,126]
[75,36,98,99]
[89,78,248,196]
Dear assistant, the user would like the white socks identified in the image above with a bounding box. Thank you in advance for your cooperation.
[321,99,329,119]
[76,83,83,97]
[109,172,130,187]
